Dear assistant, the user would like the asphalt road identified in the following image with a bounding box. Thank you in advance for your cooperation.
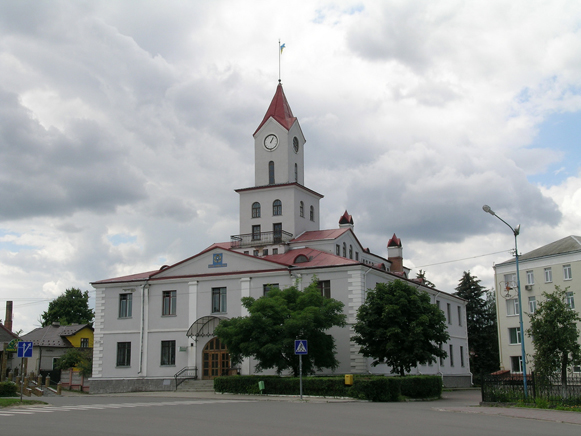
[1,390,580,436]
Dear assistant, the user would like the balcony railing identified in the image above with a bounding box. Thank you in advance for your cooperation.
[231,230,293,249]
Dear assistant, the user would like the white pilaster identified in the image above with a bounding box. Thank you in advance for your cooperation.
[91,288,105,378]
[348,269,367,373]
[188,281,199,368]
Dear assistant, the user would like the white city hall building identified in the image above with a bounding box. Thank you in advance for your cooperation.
[90,83,471,393]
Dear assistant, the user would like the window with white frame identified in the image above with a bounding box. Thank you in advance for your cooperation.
[457,306,462,326]
[162,290,176,316]
[349,245,353,259]
[460,346,465,367]
[509,327,521,344]
[528,296,536,313]
[574,366,581,373]
[80,338,89,348]
[504,273,516,286]
[439,344,444,366]
[119,293,132,318]
[449,344,454,367]
[263,283,279,296]
[564,264,572,280]
[526,270,534,285]
[447,303,452,324]
[567,291,575,309]
[252,225,261,241]
[511,356,523,373]
[317,280,331,298]
[117,342,131,367]
[160,340,176,366]
[506,298,519,316]
[273,199,282,216]
[335,244,340,255]
[544,267,552,283]
[252,202,261,218]
[212,287,227,313]
[309,205,314,221]
[300,201,304,217]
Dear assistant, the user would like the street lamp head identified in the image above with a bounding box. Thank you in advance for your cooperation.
[514,224,520,236]
[482,204,495,216]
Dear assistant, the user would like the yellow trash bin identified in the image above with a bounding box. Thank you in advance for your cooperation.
[345,374,354,386]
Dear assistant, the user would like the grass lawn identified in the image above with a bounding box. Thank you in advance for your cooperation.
[0,398,47,407]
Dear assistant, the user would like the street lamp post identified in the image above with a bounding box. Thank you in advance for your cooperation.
[483,205,528,398]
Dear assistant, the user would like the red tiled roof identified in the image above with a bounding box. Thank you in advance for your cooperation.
[253,84,297,135]
[339,210,354,225]
[264,247,359,268]
[92,270,158,284]
[387,233,401,247]
[292,228,350,243]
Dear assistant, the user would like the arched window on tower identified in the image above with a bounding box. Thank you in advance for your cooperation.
[252,202,261,218]
[273,199,282,216]
[310,205,314,221]
[300,201,304,217]
[269,161,275,185]
[349,245,353,259]
[294,163,298,182]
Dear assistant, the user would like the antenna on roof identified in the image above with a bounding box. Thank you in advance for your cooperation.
[278,40,286,84]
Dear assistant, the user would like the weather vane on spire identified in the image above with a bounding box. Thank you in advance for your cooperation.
[279,40,286,83]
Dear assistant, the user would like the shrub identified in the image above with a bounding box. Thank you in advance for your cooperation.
[0,381,18,397]
[400,376,442,398]
[351,377,401,402]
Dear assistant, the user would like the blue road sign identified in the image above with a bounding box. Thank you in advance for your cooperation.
[294,340,308,355]
[17,341,33,358]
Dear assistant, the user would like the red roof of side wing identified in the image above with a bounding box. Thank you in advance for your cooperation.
[254,84,297,135]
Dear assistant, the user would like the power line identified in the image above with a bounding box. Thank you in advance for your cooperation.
[415,249,511,268]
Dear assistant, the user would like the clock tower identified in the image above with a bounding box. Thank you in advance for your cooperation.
[233,84,323,254]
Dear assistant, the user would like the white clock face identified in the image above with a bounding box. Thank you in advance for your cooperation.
[264,134,279,151]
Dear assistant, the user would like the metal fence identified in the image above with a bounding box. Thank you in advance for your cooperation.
[482,372,581,405]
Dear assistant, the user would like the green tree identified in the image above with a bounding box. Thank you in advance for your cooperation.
[214,280,346,376]
[41,288,94,327]
[352,280,449,376]
[527,286,581,386]
[454,271,499,379]
[54,348,93,377]
[415,269,436,288]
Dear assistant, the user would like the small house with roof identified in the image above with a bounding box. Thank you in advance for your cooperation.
[91,83,471,393]
[20,323,93,374]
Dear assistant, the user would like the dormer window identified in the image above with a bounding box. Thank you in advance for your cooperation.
[252,202,261,218]
[269,161,275,185]
[273,199,282,216]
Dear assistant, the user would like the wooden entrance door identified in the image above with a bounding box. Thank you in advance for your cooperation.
[202,337,231,380]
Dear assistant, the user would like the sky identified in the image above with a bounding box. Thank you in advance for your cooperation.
[1,0,580,334]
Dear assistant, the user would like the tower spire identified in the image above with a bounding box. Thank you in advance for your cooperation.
[278,40,285,84]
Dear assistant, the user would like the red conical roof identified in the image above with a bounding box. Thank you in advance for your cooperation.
[254,83,297,135]
[387,233,402,247]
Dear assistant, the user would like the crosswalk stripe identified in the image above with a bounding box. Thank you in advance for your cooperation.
[0,399,255,417]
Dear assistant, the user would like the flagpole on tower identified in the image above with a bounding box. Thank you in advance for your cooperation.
[278,40,285,84]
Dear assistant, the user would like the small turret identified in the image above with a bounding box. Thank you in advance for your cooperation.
[387,233,403,272]
[338,211,354,229]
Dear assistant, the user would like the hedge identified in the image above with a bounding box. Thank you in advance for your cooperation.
[214,374,442,402]
[0,381,18,397]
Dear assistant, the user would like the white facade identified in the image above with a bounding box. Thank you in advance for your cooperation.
[91,84,471,393]
[494,235,581,374]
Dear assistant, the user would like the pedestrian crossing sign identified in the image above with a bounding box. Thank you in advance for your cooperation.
[294,340,308,355]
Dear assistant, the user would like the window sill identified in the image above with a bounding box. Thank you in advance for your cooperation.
[116,366,131,368]
[118,317,132,320]
[161,314,177,317]
[160,365,176,367]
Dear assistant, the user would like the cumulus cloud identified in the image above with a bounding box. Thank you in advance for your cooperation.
[1,0,581,332]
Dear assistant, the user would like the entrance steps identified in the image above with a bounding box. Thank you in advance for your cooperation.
[177,379,215,392]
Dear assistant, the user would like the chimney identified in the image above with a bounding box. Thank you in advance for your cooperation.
[387,234,403,273]
[5,301,13,332]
